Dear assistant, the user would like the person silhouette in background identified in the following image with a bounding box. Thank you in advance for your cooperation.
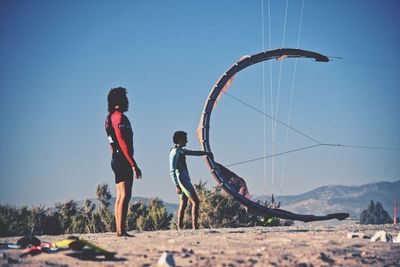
[215,163,251,199]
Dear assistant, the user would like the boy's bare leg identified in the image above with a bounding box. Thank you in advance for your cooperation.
[177,195,188,229]
[188,194,200,229]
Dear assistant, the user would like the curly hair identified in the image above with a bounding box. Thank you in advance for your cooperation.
[107,87,129,113]
[173,131,187,144]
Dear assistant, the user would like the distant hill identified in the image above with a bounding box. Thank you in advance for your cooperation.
[254,181,400,219]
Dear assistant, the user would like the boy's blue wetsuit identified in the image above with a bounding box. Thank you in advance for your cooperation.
[169,146,205,198]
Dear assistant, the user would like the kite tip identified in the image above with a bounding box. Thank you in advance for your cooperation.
[239,55,251,62]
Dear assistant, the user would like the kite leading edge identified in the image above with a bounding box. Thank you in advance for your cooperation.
[197,48,349,222]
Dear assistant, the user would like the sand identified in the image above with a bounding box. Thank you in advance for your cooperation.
[1,224,399,266]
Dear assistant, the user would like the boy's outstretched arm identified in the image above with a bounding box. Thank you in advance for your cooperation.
[183,149,213,158]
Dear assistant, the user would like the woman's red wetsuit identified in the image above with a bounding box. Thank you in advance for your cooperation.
[105,110,135,183]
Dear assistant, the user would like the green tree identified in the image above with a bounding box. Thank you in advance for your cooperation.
[55,200,78,234]
[126,198,173,231]
[147,198,173,230]
[0,204,63,237]
[41,209,63,235]
[28,205,46,235]
[82,199,100,233]
[69,199,99,234]
[176,181,261,229]
[360,200,392,224]
[137,215,152,231]
[0,205,19,237]
[96,183,114,232]
[12,206,32,236]
[127,201,148,230]
[175,181,293,229]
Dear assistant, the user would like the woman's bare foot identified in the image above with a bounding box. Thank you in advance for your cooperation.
[117,232,135,237]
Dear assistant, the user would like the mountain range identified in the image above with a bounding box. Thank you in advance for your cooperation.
[255,180,399,219]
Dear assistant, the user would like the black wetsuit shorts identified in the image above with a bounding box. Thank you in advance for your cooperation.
[111,152,133,184]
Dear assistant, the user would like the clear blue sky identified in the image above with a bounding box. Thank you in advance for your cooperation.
[1,0,399,206]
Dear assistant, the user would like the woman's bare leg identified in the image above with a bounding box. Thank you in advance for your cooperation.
[121,180,132,234]
[115,180,132,236]
[115,184,122,235]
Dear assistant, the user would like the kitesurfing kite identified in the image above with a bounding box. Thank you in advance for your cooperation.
[197,48,349,222]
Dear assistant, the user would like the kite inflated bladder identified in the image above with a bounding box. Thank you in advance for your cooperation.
[197,48,349,222]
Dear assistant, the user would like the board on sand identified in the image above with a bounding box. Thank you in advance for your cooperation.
[51,238,79,249]
[75,238,116,260]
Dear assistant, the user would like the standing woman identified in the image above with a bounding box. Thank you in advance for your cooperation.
[105,87,142,237]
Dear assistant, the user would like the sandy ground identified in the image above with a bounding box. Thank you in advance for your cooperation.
[1,224,399,266]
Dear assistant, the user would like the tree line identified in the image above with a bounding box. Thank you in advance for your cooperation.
[1,182,296,237]
[2,183,396,237]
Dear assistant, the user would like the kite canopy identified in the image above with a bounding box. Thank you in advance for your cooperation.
[197,48,349,222]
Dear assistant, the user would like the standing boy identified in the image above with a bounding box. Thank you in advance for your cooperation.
[169,131,212,229]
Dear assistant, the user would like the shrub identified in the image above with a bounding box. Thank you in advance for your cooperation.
[127,198,173,231]
[96,184,114,232]
[360,200,392,224]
